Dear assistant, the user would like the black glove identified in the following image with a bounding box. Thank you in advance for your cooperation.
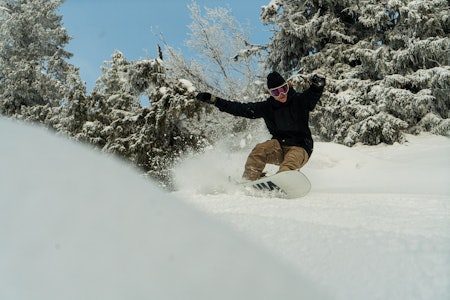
[196,92,217,104]
[311,74,326,88]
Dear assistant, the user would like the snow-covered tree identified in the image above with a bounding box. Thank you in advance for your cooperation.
[0,0,85,116]
[92,50,141,111]
[162,1,270,150]
[261,0,449,145]
[67,51,207,186]
[164,2,266,100]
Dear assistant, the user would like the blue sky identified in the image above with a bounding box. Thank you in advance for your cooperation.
[59,0,271,91]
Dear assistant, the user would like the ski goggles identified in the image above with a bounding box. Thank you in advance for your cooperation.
[269,83,289,97]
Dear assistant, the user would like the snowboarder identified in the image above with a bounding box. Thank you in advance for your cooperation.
[196,71,325,181]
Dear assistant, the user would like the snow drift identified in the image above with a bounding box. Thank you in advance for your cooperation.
[0,118,327,300]
[1,116,449,300]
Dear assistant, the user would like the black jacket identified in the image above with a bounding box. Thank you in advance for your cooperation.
[214,86,323,157]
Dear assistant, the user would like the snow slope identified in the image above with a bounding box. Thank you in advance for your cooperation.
[1,117,449,300]
[173,133,450,300]
[0,118,326,300]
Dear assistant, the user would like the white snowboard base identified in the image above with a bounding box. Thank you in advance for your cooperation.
[240,170,311,199]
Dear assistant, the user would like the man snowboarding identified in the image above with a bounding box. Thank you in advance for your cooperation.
[196,71,325,181]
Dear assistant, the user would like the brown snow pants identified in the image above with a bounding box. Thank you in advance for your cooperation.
[242,139,309,181]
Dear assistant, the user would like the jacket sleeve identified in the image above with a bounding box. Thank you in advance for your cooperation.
[214,98,268,119]
[301,85,324,111]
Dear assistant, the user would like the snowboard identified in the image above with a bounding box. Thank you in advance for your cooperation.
[240,170,311,199]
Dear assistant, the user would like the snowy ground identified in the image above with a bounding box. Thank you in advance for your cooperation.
[173,133,450,300]
[0,118,326,300]
[1,117,449,299]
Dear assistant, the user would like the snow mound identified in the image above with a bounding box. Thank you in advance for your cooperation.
[0,118,327,300]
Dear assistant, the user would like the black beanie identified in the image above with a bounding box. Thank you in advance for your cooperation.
[267,71,286,89]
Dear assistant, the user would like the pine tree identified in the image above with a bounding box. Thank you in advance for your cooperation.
[0,0,85,116]
[261,0,449,145]
[92,50,141,112]
[71,50,208,186]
